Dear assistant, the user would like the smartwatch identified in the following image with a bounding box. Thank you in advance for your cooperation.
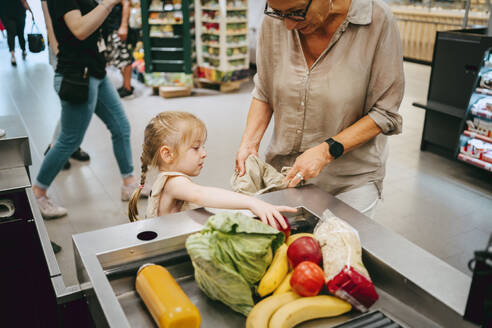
[325,138,344,159]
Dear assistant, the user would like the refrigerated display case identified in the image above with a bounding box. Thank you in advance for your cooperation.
[457,47,492,171]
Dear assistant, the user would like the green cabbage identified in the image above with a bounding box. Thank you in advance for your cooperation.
[185,212,285,315]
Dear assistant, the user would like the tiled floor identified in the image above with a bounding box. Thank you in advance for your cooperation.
[1,39,491,287]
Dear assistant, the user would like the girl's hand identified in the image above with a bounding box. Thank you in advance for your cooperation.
[250,199,297,230]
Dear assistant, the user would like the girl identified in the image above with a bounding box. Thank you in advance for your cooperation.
[129,111,296,229]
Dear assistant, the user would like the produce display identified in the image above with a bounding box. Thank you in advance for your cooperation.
[135,264,201,328]
[133,210,378,327]
[314,210,379,312]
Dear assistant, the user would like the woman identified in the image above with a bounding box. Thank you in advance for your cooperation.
[33,0,147,218]
[235,0,404,218]
[0,0,31,65]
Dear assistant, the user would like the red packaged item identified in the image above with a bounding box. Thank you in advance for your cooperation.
[327,265,379,311]
[314,210,379,312]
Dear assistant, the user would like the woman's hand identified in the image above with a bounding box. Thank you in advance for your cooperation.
[284,143,332,187]
[235,143,258,177]
[117,25,128,41]
[249,199,297,229]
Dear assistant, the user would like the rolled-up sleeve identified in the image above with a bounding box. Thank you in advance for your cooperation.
[251,18,271,103]
[366,10,404,135]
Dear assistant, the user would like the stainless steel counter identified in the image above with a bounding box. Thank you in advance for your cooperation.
[0,114,31,170]
[73,185,476,328]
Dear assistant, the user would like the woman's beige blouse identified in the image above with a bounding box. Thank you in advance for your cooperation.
[252,0,404,195]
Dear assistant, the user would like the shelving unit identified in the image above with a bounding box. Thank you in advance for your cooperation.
[141,0,195,76]
[457,48,492,172]
[194,0,250,85]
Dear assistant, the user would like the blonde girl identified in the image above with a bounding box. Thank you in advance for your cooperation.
[129,111,296,228]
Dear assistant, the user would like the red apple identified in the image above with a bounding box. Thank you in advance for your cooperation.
[290,261,325,297]
[287,236,322,268]
[278,215,291,240]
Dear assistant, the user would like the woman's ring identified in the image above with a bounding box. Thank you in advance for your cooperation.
[296,173,304,181]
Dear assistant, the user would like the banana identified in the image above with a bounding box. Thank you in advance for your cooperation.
[273,272,293,295]
[246,292,300,328]
[258,244,289,297]
[269,295,352,328]
[286,233,315,246]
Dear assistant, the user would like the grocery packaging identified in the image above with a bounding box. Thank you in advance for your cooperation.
[186,212,285,315]
[314,210,379,312]
[287,236,322,268]
[246,292,300,328]
[268,295,352,328]
[290,261,325,297]
[135,264,201,328]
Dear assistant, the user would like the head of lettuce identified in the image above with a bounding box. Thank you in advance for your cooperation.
[185,212,285,315]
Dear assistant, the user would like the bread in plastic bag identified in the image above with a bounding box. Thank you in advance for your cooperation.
[313,209,378,312]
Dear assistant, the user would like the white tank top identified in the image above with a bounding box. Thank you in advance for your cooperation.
[145,171,197,219]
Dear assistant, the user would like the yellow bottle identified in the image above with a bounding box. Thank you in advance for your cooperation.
[135,264,201,328]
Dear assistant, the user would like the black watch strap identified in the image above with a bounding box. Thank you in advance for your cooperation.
[325,138,344,159]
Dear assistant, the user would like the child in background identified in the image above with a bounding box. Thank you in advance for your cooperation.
[129,111,296,228]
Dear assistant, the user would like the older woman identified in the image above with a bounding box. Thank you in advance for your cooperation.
[235,0,404,218]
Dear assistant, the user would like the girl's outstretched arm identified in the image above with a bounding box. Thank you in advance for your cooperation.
[166,176,297,228]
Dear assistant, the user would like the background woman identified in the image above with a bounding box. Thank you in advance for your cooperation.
[33,0,146,218]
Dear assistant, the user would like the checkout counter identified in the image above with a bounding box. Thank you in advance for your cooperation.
[0,114,485,327]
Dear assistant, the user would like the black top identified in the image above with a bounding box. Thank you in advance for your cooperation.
[47,0,106,79]
[103,3,122,34]
[1,0,26,18]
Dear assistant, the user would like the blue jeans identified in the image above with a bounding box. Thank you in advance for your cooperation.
[36,73,133,189]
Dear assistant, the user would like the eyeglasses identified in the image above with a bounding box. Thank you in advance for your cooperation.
[264,0,313,22]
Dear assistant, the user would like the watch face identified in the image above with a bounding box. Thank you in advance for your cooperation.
[330,142,344,158]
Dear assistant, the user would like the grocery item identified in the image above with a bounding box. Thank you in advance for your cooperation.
[268,295,352,328]
[273,272,293,295]
[287,236,322,268]
[258,244,289,297]
[314,210,378,312]
[290,261,325,297]
[135,264,201,328]
[186,212,284,315]
[246,292,300,328]
[286,233,314,246]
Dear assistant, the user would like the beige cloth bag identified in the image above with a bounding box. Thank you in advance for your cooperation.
[231,155,290,196]
[145,171,197,219]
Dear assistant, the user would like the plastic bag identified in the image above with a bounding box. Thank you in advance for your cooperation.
[313,209,378,312]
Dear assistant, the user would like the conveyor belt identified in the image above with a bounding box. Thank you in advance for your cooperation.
[333,310,406,328]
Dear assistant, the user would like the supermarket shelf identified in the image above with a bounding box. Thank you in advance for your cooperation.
[226,54,248,60]
[200,18,247,24]
[201,6,248,10]
[463,130,492,144]
[202,30,248,36]
[151,35,182,39]
[475,87,492,96]
[151,47,184,51]
[150,33,181,38]
[149,20,183,25]
[152,59,185,64]
[202,53,220,60]
[470,107,492,119]
[457,153,492,171]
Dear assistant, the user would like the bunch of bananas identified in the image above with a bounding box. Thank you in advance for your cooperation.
[249,233,352,328]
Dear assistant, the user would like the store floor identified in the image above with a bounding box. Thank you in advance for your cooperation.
[1,44,491,288]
